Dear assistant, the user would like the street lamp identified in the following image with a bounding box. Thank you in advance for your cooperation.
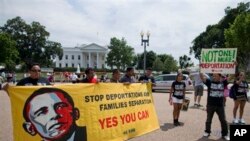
[140,30,150,74]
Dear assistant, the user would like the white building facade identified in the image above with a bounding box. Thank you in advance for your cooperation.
[55,43,108,69]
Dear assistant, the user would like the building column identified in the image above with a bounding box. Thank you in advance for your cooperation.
[88,52,91,67]
[104,53,107,69]
[97,52,99,69]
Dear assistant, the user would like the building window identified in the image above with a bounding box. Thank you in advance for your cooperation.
[65,63,68,67]
[59,63,61,68]
[102,56,105,60]
[78,55,81,60]
[87,56,89,60]
[65,55,68,60]
[87,64,89,67]
[102,64,105,69]
[72,55,74,60]
[72,63,74,68]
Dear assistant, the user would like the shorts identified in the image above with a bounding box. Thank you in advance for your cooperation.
[195,85,204,96]
[172,96,183,104]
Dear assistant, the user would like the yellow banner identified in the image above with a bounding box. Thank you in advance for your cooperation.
[8,83,159,141]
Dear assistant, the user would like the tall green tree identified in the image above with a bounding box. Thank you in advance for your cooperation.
[152,57,164,71]
[163,55,178,73]
[0,33,19,70]
[0,16,63,67]
[190,2,250,60]
[225,13,250,71]
[137,51,156,69]
[106,37,134,70]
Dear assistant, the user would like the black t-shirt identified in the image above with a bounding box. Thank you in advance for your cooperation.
[234,80,249,98]
[204,79,228,107]
[138,75,155,83]
[16,77,51,86]
[171,81,186,99]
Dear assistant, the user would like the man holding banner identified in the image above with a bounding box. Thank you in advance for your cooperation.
[199,48,237,141]
[22,88,87,141]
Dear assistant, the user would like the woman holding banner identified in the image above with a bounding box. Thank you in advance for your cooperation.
[169,73,186,126]
[232,72,249,124]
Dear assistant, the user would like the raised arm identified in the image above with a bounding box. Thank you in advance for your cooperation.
[199,73,206,83]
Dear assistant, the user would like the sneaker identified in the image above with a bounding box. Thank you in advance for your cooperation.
[174,122,179,126]
[194,103,198,107]
[233,118,239,124]
[239,119,246,124]
[203,132,210,137]
[222,135,230,141]
[198,104,203,107]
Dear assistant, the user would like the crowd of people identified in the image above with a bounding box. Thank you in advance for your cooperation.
[1,62,249,141]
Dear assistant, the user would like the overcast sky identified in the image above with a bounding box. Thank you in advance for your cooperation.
[1,0,248,65]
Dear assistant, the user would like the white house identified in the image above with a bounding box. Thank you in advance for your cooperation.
[55,43,108,69]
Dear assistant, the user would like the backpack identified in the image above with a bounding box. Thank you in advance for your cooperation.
[229,84,236,99]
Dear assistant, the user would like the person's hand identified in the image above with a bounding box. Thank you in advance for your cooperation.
[123,82,131,85]
[169,98,172,105]
[2,83,10,95]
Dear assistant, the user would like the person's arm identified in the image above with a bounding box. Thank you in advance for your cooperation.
[183,83,186,99]
[2,83,9,95]
[169,82,174,103]
[199,73,206,83]
[235,77,243,85]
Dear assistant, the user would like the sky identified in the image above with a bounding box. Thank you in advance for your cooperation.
[0,0,248,65]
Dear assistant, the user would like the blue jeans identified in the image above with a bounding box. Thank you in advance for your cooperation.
[205,105,228,136]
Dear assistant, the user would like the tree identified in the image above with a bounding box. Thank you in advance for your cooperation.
[152,57,164,71]
[137,51,156,69]
[0,16,63,67]
[0,33,19,70]
[190,2,250,60]
[225,13,250,71]
[179,55,193,69]
[106,37,134,70]
[163,55,178,73]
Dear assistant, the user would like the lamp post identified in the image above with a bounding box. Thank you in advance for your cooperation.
[140,31,150,74]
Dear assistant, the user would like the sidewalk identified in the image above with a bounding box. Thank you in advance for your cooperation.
[1,90,249,141]
[130,91,250,141]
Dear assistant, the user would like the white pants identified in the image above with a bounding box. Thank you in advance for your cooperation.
[172,97,183,104]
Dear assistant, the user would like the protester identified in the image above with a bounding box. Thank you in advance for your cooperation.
[139,67,155,84]
[169,73,186,126]
[222,74,229,106]
[16,63,51,86]
[189,72,206,107]
[109,69,121,83]
[120,67,136,83]
[81,67,98,83]
[200,73,229,140]
[232,72,249,124]
[2,63,51,95]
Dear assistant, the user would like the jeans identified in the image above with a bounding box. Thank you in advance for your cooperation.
[205,105,228,136]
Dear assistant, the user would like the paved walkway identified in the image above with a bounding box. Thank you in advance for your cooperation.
[0,90,249,141]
